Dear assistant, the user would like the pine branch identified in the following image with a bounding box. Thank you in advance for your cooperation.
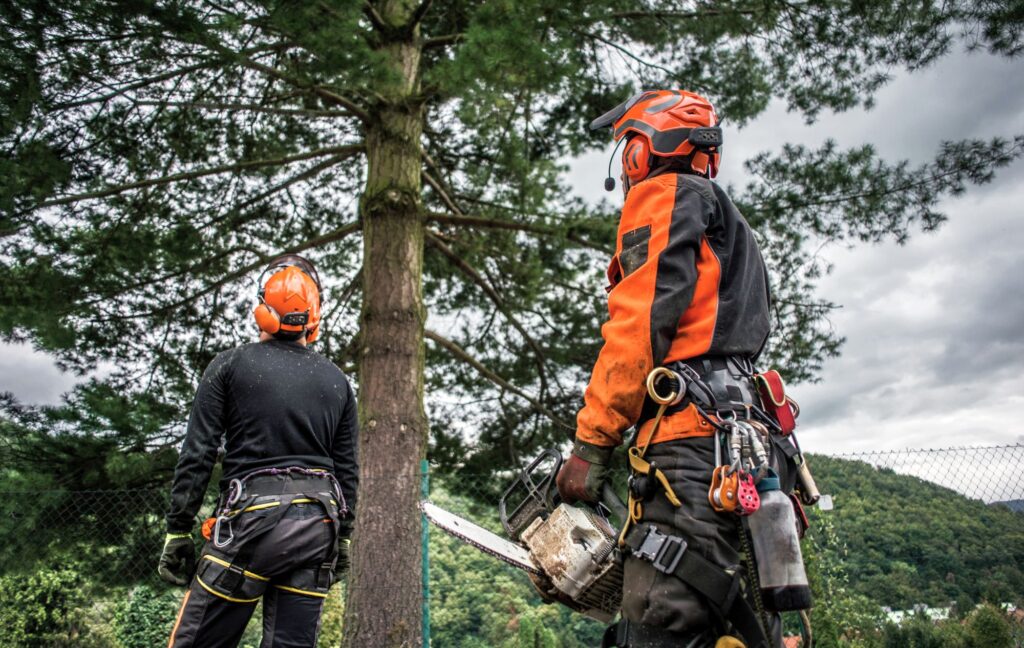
[426,212,612,254]
[133,100,354,119]
[423,33,463,49]
[422,170,464,216]
[577,29,680,81]
[424,329,570,429]
[362,2,388,32]
[607,7,762,21]
[104,221,363,321]
[35,144,363,210]
[425,230,551,400]
[229,154,353,215]
[408,0,434,28]
[230,56,371,123]
[52,61,218,110]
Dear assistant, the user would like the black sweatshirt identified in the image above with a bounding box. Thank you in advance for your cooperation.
[166,339,358,534]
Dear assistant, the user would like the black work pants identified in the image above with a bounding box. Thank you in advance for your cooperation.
[620,436,784,647]
[168,500,336,648]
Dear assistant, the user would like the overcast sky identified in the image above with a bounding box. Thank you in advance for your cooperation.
[2,47,1022,458]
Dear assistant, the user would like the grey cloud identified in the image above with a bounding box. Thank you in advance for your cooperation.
[0,343,79,406]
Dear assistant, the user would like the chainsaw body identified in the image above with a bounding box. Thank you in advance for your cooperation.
[498,449,624,622]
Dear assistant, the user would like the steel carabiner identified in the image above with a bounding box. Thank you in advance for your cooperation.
[212,516,234,548]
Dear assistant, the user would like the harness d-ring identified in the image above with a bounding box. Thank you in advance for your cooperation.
[646,367,686,406]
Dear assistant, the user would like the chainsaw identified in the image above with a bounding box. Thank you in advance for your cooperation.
[421,449,628,622]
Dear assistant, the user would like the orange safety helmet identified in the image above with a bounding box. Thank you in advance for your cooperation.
[252,254,323,343]
[591,90,722,189]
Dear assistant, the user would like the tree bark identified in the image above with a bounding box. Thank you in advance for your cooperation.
[342,1,426,646]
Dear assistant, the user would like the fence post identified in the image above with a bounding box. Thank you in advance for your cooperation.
[421,459,431,647]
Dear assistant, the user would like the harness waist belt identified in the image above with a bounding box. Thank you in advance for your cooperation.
[637,355,758,428]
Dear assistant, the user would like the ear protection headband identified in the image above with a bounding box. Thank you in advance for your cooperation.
[253,254,324,341]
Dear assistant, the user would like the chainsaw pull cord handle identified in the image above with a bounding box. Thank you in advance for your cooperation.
[618,368,686,547]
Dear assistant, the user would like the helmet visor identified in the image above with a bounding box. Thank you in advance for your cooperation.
[590,91,651,131]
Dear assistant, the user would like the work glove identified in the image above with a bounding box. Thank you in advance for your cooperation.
[333,518,353,581]
[158,533,196,586]
[556,439,614,504]
[335,538,352,580]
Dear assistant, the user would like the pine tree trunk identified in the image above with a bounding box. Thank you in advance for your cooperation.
[342,2,425,646]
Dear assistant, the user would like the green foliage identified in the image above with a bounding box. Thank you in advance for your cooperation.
[808,455,1024,609]
[0,565,106,648]
[112,585,180,648]
[964,603,1014,648]
[802,511,885,647]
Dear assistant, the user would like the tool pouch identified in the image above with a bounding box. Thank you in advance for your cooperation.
[754,370,797,435]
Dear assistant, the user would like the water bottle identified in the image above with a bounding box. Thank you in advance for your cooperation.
[747,470,812,611]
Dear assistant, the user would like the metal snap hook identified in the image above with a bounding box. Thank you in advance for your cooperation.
[212,516,234,548]
[226,478,244,507]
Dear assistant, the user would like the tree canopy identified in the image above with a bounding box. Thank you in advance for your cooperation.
[1,0,1022,475]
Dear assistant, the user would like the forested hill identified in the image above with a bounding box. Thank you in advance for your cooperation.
[806,454,1024,608]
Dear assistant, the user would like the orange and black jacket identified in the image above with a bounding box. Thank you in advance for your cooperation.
[576,172,771,448]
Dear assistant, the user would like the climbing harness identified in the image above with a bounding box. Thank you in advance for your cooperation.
[208,467,343,550]
[196,467,347,602]
[621,359,818,647]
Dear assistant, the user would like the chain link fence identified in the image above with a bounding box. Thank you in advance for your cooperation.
[1,444,1021,646]
[829,444,1024,504]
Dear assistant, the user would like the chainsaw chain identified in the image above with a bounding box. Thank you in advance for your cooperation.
[428,521,541,574]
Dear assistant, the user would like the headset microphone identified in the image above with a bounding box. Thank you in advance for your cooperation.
[603,138,626,192]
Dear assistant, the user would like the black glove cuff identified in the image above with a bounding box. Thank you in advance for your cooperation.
[337,517,354,539]
[572,439,615,465]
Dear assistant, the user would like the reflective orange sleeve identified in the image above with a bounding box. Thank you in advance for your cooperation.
[576,174,714,447]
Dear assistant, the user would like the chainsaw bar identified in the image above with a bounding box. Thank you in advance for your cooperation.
[420,501,540,574]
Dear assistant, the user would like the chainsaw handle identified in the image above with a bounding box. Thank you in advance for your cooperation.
[600,482,628,523]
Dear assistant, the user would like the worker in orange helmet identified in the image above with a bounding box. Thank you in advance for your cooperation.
[159,254,358,647]
[557,91,788,647]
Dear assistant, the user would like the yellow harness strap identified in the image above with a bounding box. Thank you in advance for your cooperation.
[617,368,686,546]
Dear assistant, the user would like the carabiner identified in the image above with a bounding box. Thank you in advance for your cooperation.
[226,478,244,507]
[212,516,234,548]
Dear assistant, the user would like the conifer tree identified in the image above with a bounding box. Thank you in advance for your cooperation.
[1,1,1021,643]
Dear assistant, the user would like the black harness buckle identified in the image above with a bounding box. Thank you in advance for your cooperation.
[217,563,246,594]
[634,526,686,574]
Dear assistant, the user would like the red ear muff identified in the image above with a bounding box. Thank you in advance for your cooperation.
[253,302,281,335]
[622,137,651,185]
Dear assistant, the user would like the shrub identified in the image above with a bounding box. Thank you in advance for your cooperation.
[113,585,182,648]
[0,566,97,647]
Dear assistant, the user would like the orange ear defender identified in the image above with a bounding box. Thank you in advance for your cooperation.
[621,137,651,186]
[253,254,323,342]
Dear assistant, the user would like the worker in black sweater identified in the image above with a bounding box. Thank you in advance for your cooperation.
[159,254,358,648]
